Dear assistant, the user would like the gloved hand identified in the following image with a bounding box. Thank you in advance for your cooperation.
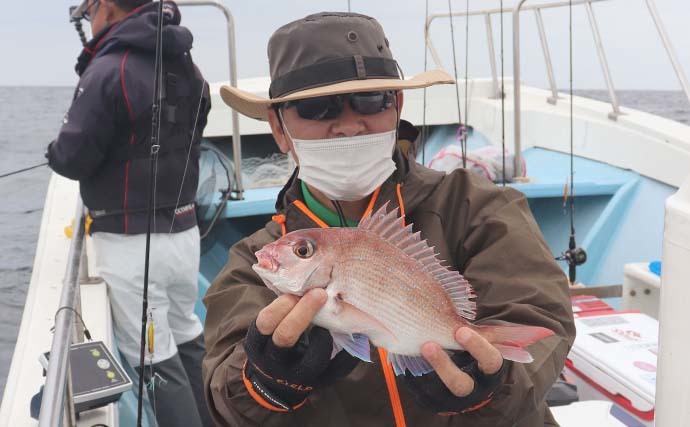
[404,351,507,414]
[243,319,359,410]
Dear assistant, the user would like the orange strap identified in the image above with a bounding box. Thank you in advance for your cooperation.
[384,183,407,427]
[437,395,493,416]
[292,200,329,228]
[272,186,407,427]
[362,187,382,218]
[271,214,287,236]
[395,183,406,219]
[365,185,407,427]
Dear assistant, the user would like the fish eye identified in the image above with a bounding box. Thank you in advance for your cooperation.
[293,240,315,258]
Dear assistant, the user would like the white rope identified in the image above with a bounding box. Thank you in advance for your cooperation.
[169,80,207,233]
[421,0,430,166]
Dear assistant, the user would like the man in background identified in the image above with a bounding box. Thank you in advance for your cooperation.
[47,1,212,425]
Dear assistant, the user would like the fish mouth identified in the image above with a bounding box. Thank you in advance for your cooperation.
[254,249,279,273]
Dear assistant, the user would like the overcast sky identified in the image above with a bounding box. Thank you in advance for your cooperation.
[1,0,689,90]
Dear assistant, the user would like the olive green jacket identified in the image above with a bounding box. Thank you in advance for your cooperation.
[203,146,575,427]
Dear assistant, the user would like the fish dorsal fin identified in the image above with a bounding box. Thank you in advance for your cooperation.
[359,202,476,321]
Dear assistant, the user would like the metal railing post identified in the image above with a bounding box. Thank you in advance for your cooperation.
[484,14,501,99]
[644,0,690,106]
[73,282,84,343]
[176,0,244,198]
[38,198,86,427]
[535,8,560,104]
[62,362,76,427]
[424,0,690,164]
[425,16,445,70]
[585,1,621,120]
[513,0,529,179]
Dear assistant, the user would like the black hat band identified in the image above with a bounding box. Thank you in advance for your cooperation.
[269,56,400,99]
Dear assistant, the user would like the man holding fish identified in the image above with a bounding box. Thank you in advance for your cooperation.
[203,12,575,427]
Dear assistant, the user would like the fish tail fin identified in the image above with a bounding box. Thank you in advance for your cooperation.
[476,324,555,363]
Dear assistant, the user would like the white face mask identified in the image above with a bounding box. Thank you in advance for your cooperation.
[281,116,397,201]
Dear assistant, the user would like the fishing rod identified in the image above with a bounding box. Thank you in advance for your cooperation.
[556,0,587,284]
[500,0,505,187]
[463,0,469,163]
[136,0,165,424]
[0,162,48,179]
[447,0,467,168]
[421,0,429,166]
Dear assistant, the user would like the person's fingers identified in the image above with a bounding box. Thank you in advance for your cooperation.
[255,294,299,335]
[421,342,475,397]
[272,288,328,348]
[455,327,504,375]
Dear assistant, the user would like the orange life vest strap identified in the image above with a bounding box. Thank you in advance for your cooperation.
[271,214,287,236]
[384,183,407,427]
[292,200,330,229]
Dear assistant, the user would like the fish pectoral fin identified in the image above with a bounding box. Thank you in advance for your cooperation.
[475,324,553,363]
[493,344,534,363]
[388,353,434,377]
[331,332,371,362]
[338,301,398,343]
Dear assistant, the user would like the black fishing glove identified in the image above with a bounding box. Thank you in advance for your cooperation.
[243,319,359,410]
[404,351,508,414]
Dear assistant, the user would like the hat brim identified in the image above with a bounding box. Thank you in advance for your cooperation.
[220,69,455,121]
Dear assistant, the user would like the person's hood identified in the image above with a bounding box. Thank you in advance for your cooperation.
[76,1,192,75]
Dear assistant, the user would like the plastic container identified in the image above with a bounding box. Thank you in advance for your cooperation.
[565,300,657,426]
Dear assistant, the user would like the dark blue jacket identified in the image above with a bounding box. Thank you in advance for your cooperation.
[48,2,211,234]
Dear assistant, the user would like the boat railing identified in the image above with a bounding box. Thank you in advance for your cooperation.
[425,0,690,176]
[176,0,244,199]
[38,198,86,427]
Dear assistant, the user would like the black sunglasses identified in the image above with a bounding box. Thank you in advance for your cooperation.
[82,0,101,22]
[280,91,395,121]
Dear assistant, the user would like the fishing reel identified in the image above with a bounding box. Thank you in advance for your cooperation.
[560,246,587,267]
[556,236,587,284]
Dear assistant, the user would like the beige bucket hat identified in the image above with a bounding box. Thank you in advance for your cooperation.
[220,12,454,121]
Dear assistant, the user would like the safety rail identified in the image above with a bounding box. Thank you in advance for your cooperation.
[176,0,244,199]
[38,198,86,427]
[425,0,690,177]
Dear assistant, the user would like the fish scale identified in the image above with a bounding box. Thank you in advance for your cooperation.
[252,202,555,376]
[344,255,458,339]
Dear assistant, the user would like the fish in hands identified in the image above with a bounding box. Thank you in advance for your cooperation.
[252,203,554,376]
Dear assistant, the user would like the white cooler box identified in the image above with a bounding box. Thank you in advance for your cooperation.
[565,297,657,426]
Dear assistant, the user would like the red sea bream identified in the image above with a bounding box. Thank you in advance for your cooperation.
[252,203,554,376]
